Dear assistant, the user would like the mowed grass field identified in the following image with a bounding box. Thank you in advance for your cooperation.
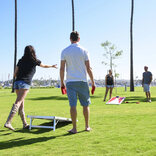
[0,87,156,156]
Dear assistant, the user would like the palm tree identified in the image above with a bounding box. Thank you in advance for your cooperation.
[71,0,75,31]
[130,0,134,91]
[12,0,17,93]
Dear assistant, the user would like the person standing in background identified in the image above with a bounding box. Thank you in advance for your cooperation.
[142,66,152,102]
[104,70,114,101]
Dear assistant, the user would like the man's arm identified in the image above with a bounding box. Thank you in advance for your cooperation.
[149,75,153,85]
[142,78,144,87]
[85,60,95,86]
[142,73,144,87]
[60,60,66,87]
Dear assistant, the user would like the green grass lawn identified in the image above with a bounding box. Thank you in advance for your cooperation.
[0,87,156,156]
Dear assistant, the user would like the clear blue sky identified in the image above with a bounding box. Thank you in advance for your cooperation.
[0,0,156,81]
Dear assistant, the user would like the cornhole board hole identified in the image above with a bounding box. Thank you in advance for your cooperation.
[27,115,72,131]
[106,96,125,105]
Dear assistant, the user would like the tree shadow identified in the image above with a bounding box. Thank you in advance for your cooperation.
[15,121,72,134]
[0,128,86,150]
[0,132,12,136]
[28,96,68,101]
[0,136,55,150]
[90,95,102,99]
[151,97,156,102]
[122,96,156,104]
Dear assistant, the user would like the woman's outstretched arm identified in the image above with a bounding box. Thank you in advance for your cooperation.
[40,64,57,68]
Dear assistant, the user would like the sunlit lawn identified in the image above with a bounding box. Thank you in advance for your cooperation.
[0,87,156,156]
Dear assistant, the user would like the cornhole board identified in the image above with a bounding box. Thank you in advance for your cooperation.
[27,115,72,131]
[106,96,125,105]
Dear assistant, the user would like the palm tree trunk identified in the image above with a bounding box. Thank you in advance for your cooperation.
[130,0,134,91]
[71,0,75,31]
[12,0,17,93]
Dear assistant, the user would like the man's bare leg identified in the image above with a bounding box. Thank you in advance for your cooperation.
[83,106,91,131]
[69,106,77,133]
[145,92,149,102]
[148,92,151,102]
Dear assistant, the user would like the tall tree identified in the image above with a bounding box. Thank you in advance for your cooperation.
[101,41,123,71]
[101,41,123,89]
[130,0,134,91]
[71,0,75,31]
[12,0,17,93]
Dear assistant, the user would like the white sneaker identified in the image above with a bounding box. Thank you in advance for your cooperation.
[4,123,15,131]
[149,99,151,103]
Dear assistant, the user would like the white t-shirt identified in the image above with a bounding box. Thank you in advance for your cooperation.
[61,43,89,82]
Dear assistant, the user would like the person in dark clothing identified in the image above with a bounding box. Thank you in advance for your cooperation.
[104,70,114,101]
[142,66,152,102]
[4,45,57,131]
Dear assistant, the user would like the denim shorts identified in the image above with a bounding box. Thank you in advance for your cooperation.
[14,80,30,90]
[143,84,150,92]
[106,85,114,88]
[66,81,91,107]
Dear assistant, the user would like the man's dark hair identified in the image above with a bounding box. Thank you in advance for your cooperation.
[70,31,80,42]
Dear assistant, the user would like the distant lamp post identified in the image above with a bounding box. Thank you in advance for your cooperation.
[130,0,134,91]
[12,0,17,93]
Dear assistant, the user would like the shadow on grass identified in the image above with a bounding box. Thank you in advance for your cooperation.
[0,132,12,136]
[28,96,68,101]
[90,95,103,99]
[28,95,107,101]
[0,128,86,150]
[151,97,156,102]
[124,96,145,104]
[0,136,56,150]
[123,96,156,104]
[15,121,72,134]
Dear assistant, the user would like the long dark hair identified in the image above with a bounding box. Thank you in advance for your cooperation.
[22,45,37,61]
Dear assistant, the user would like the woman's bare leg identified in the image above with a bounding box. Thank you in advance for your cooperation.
[18,100,29,128]
[4,89,29,130]
[104,87,109,101]
[109,88,113,99]
[17,88,28,127]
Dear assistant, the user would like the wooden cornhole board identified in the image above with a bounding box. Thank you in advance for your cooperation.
[106,96,125,105]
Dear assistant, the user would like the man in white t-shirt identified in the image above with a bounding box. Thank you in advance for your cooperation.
[60,31,95,134]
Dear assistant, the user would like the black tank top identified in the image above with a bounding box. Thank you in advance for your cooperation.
[106,74,113,85]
